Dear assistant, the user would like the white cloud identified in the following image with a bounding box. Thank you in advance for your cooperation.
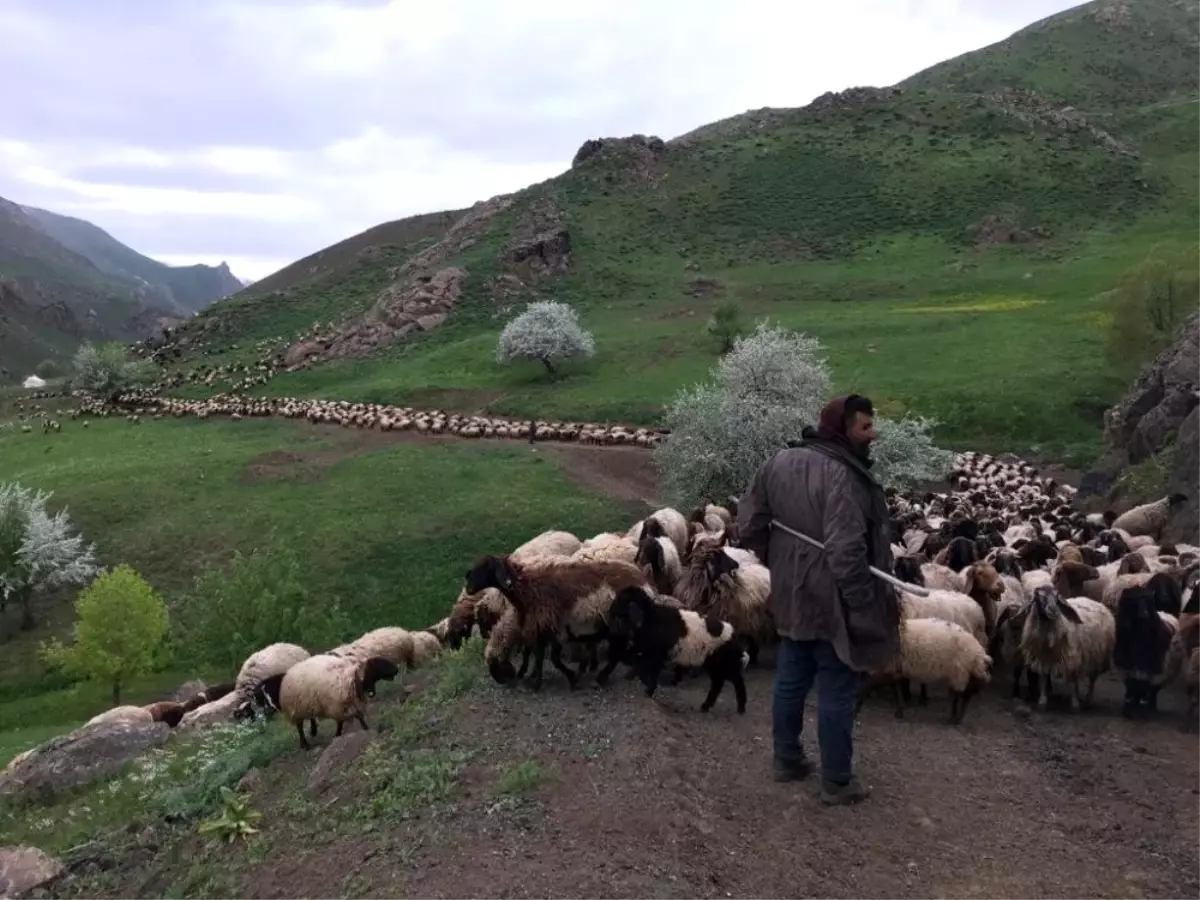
[0,0,1081,281]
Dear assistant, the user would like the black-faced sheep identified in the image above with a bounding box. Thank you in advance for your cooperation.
[328,627,416,673]
[1112,584,1185,718]
[608,586,747,714]
[232,642,312,720]
[1013,586,1115,711]
[627,508,689,560]
[635,530,682,596]
[674,540,773,666]
[252,653,399,749]
[462,554,648,691]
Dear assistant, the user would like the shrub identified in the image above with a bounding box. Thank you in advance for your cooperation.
[170,543,352,674]
[871,414,955,489]
[705,300,746,354]
[656,320,952,505]
[1106,243,1198,368]
[72,341,154,400]
[0,482,99,633]
[40,564,169,706]
[34,360,62,380]
[495,300,596,376]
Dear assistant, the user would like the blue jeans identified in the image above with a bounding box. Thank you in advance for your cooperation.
[772,637,858,784]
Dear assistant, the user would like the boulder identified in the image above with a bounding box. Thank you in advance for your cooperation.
[0,721,171,804]
[0,846,64,899]
[1102,312,1199,461]
[1083,312,1200,544]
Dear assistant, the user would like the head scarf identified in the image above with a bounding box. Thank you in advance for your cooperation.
[811,394,871,463]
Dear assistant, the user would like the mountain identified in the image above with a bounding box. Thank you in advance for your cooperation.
[0,196,244,378]
[180,0,1197,459]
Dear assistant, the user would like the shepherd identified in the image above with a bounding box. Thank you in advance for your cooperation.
[735,394,900,806]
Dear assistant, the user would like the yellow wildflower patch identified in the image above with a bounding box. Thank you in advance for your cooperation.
[894,297,1046,314]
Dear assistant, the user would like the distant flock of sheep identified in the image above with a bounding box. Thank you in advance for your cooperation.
[63,391,672,447]
[54,451,1199,752]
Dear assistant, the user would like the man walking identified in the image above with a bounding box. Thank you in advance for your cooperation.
[735,394,900,805]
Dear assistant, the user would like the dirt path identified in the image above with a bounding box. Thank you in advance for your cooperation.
[84,658,1193,900]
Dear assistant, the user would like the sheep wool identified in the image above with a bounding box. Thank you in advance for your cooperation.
[675,542,774,662]
[899,589,987,647]
[235,642,311,705]
[1019,594,1115,708]
[512,529,582,561]
[921,563,966,593]
[274,654,379,747]
[411,630,442,667]
[571,533,639,566]
[141,701,187,727]
[1102,573,1154,612]
[885,616,991,696]
[1111,497,1174,539]
[626,507,689,559]
[670,609,737,668]
[330,627,416,670]
[86,705,155,728]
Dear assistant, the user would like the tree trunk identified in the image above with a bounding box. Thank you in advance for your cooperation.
[540,357,556,376]
[17,586,34,631]
[112,677,121,707]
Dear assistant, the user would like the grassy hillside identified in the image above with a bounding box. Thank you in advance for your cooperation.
[901,0,1199,110]
[0,410,646,763]
[178,0,1197,463]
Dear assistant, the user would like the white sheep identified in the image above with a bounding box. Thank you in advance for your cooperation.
[329,626,416,671]
[862,617,992,725]
[511,529,581,561]
[234,642,311,708]
[252,653,400,749]
[920,562,966,593]
[899,588,986,646]
[571,532,639,565]
[626,507,689,560]
[411,630,442,667]
[1016,586,1115,711]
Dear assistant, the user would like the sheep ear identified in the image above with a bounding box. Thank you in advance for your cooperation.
[962,566,976,595]
[1056,598,1082,624]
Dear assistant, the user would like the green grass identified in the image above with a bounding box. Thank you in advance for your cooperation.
[0,415,639,755]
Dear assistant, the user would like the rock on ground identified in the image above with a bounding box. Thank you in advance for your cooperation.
[0,721,171,803]
[0,846,64,898]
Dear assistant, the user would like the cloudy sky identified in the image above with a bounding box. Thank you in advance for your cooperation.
[0,0,1080,282]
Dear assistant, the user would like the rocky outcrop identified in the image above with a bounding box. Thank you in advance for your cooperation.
[284,194,517,367]
[0,846,64,898]
[504,198,571,280]
[570,135,666,185]
[0,720,171,803]
[1081,312,1200,543]
[987,88,1137,158]
[285,267,465,367]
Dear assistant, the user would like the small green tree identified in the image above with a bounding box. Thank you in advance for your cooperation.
[170,543,351,674]
[705,300,745,354]
[1106,243,1198,368]
[40,564,169,706]
[34,359,63,380]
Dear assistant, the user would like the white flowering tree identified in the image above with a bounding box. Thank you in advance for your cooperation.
[655,319,953,506]
[72,341,154,400]
[0,482,99,633]
[495,300,596,377]
[870,414,956,490]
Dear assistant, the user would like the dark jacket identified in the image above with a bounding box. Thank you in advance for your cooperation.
[735,430,900,672]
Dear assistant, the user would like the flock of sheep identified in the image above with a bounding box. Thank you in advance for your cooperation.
[65,390,672,447]
[57,450,1199,753]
